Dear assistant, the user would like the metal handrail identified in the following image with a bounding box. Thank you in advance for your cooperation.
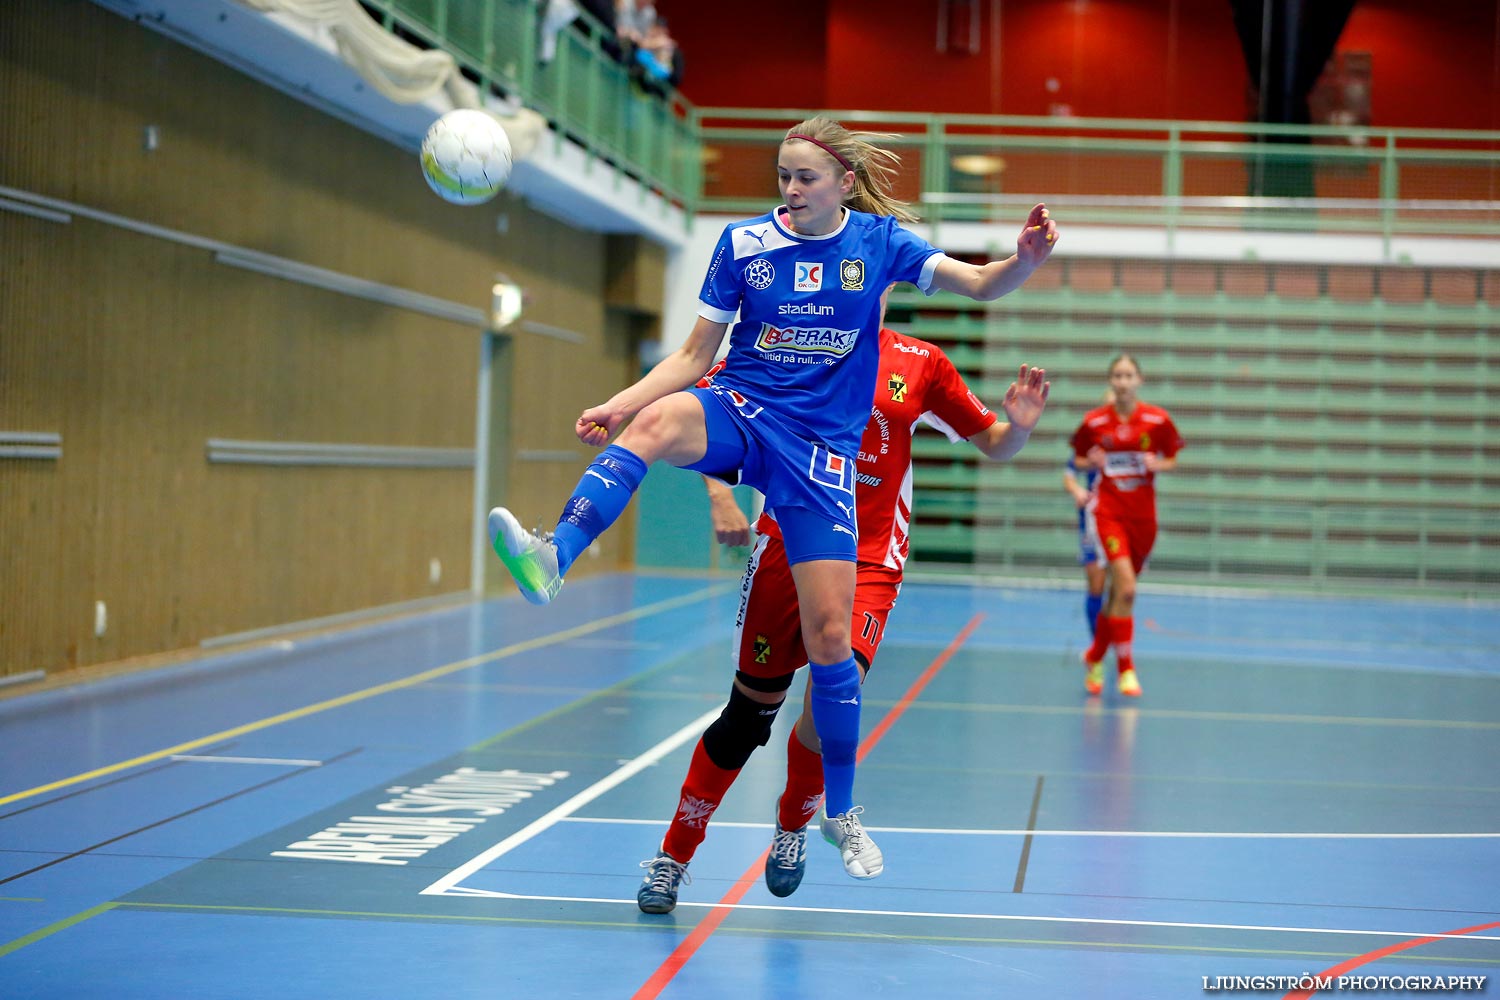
[693,107,1500,250]
[336,3,1500,242]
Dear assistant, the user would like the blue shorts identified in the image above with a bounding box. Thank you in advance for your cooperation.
[684,385,857,565]
[1077,503,1103,566]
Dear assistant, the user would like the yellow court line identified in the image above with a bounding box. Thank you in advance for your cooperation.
[0,903,117,958]
[10,898,1500,965]
[0,586,729,809]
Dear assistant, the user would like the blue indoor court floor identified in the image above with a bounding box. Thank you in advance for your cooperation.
[2,573,1497,998]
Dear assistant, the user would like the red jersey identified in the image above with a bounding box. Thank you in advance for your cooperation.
[1069,402,1183,521]
[750,329,996,569]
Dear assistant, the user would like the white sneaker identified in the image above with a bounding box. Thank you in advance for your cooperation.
[487,507,563,606]
[820,806,883,879]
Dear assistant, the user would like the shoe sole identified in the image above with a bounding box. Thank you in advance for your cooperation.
[1082,652,1104,696]
[821,827,883,879]
[637,897,675,914]
[765,872,803,897]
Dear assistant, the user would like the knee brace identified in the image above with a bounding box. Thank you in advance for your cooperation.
[701,685,782,772]
[734,669,793,695]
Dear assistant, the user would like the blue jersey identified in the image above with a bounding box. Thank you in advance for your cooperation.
[697,207,945,459]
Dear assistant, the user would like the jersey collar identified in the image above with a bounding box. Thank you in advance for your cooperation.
[771,205,851,241]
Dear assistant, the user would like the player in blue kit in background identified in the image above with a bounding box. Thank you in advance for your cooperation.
[1063,388,1114,638]
[489,115,1058,895]
[1064,454,1104,635]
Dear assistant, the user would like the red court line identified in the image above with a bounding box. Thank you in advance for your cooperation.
[1281,920,1500,999]
[630,613,985,1000]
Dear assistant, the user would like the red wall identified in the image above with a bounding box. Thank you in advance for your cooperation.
[1341,0,1500,130]
[655,0,1499,129]
[651,0,830,110]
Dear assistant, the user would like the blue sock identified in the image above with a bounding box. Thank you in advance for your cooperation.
[808,655,861,817]
[552,445,649,574]
[1085,593,1103,637]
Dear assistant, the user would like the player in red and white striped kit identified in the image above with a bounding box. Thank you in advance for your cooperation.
[638,299,1049,911]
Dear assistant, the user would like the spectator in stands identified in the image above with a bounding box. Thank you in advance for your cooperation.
[615,0,655,45]
[538,0,578,64]
[632,16,682,94]
[573,0,623,62]
[1070,355,1183,698]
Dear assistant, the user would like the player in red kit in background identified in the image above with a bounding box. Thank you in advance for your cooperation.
[637,287,1050,912]
[1070,354,1184,698]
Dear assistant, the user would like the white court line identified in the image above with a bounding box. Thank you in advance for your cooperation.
[556,817,1500,838]
[169,755,322,767]
[425,886,1500,943]
[418,705,721,897]
[420,728,1500,944]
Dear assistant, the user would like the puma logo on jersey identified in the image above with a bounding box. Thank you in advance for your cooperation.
[742,227,769,248]
[584,470,616,488]
[835,500,854,518]
[832,524,856,538]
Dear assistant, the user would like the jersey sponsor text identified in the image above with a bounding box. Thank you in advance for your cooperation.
[754,322,858,357]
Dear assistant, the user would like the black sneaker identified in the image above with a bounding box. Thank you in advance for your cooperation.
[764,803,809,898]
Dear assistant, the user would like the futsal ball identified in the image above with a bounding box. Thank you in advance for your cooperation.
[420,109,513,206]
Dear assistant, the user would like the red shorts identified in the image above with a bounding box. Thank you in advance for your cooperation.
[732,533,902,680]
[1094,513,1158,575]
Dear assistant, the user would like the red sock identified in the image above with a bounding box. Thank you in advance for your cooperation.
[778,726,825,831]
[1108,616,1135,674]
[660,738,740,863]
[1084,613,1113,664]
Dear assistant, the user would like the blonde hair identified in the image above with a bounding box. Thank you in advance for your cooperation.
[783,116,918,223]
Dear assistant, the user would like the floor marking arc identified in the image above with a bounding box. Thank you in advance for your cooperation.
[1282,920,1500,999]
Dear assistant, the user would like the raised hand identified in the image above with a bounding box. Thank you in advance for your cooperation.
[709,492,751,546]
[1001,364,1051,433]
[1016,203,1059,268]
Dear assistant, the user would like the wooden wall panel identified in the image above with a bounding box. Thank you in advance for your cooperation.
[0,1,637,677]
